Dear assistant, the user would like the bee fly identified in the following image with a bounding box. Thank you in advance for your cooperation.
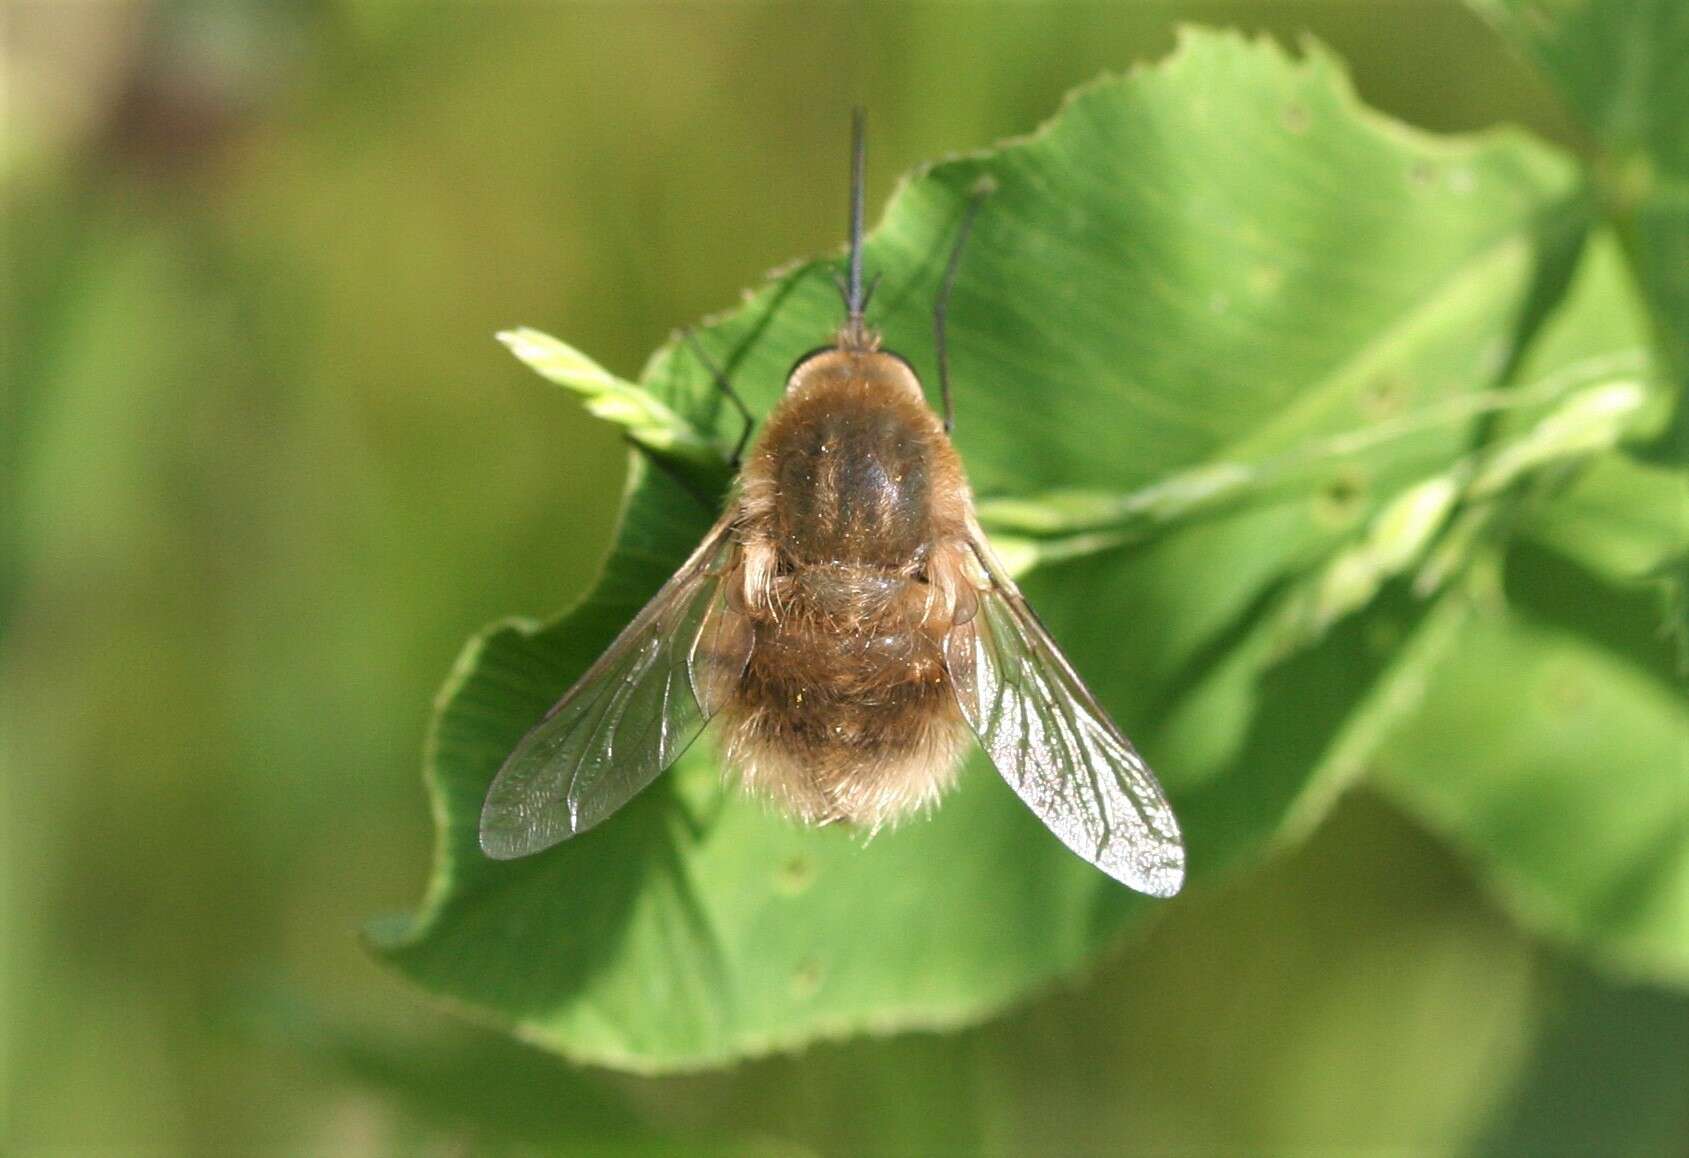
[480,113,1185,896]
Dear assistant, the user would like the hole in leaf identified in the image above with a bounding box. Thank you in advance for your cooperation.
[775,854,815,895]
[1545,666,1589,714]
[1314,466,1369,529]
[791,956,824,999]
[1361,371,1411,420]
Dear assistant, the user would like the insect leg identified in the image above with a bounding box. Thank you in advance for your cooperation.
[933,180,994,433]
[682,329,756,465]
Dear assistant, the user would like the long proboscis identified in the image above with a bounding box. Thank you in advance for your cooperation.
[846,107,867,328]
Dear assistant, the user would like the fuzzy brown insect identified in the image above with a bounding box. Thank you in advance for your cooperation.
[479,114,1185,896]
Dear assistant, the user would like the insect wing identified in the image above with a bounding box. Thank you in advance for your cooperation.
[479,516,753,859]
[944,537,1185,897]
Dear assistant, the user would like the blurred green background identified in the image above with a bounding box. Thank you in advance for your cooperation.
[3,3,1682,1155]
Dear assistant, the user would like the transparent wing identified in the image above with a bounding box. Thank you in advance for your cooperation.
[479,515,752,859]
[944,531,1185,897]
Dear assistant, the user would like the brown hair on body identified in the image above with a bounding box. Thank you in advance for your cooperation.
[721,346,982,828]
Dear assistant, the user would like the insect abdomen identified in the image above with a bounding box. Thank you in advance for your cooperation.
[720,566,968,828]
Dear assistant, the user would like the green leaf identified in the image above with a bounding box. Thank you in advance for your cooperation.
[1469,0,1689,414]
[374,29,1589,1068]
[1467,0,1688,171]
[1372,592,1689,984]
[1527,452,1687,585]
[1512,233,1687,599]
[1367,218,1689,986]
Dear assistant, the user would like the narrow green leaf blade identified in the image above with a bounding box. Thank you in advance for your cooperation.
[498,327,722,467]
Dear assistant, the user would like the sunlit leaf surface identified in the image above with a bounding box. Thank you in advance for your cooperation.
[373,30,1595,1068]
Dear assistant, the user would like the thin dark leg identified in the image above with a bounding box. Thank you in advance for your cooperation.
[933,186,990,433]
[682,329,755,465]
[860,272,883,312]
